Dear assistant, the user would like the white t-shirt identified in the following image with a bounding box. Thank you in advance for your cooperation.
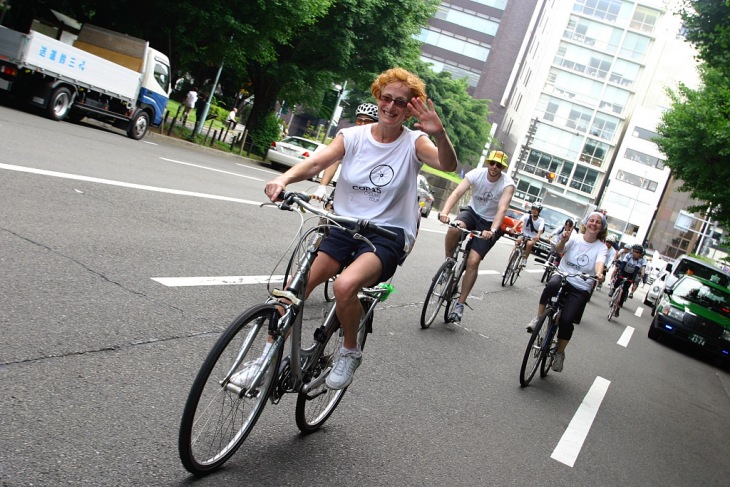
[519,214,545,238]
[465,168,515,221]
[558,233,608,292]
[184,90,197,108]
[333,124,425,249]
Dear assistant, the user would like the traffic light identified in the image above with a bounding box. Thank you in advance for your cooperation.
[547,172,556,183]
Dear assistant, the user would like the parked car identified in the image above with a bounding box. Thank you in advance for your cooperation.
[501,208,525,237]
[417,175,434,217]
[265,136,326,168]
[533,205,580,259]
[644,255,730,314]
[648,274,730,366]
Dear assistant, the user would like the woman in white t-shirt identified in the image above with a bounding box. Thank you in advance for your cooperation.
[262,68,458,391]
[526,212,608,373]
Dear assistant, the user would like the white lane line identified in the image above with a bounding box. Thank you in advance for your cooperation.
[152,275,284,287]
[143,140,158,145]
[551,376,611,467]
[635,307,644,317]
[159,157,264,181]
[617,326,634,347]
[236,162,280,175]
[0,163,262,205]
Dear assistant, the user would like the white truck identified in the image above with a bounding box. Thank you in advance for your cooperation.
[0,23,170,139]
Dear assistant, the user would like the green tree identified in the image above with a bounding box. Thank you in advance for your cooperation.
[243,0,439,153]
[656,67,730,225]
[656,0,730,227]
[680,0,730,71]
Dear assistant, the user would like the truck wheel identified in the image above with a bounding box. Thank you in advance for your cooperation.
[48,87,72,121]
[127,110,149,140]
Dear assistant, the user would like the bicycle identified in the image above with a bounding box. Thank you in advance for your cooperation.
[178,192,397,475]
[607,275,632,321]
[540,250,560,283]
[519,265,596,387]
[420,222,482,328]
[502,233,530,287]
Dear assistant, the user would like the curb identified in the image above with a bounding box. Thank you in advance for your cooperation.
[146,129,261,164]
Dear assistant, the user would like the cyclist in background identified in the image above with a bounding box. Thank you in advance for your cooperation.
[515,204,545,268]
[597,234,617,290]
[609,244,647,317]
[546,218,575,265]
[525,212,607,372]
[313,103,379,200]
[437,150,515,323]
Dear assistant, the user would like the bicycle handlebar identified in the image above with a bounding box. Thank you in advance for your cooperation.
[276,192,398,241]
[542,262,598,282]
[446,221,488,239]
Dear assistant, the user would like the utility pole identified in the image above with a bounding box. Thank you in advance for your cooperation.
[322,81,347,144]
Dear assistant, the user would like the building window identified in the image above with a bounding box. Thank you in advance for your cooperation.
[616,170,659,191]
[573,0,622,22]
[620,32,650,62]
[417,28,490,62]
[580,139,608,166]
[624,148,665,169]
[567,108,591,133]
[421,56,480,87]
[543,101,559,122]
[470,0,508,10]
[434,6,500,36]
[515,179,541,203]
[590,114,618,140]
[630,6,659,34]
[632,126,659,142]
[569,165,599,194]
[522,149,571,185]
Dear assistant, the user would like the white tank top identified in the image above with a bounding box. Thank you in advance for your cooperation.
[333,124,425,249]
[465,168,515,221]
[558,233,608,292]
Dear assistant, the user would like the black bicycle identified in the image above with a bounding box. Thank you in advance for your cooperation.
[420,222,482,328]
[519,265,596,387]
[179,192,398,475]
[607,275,632,321]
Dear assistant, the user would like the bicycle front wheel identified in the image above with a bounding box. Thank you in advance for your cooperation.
[502,249,519,287]
[295,298,371,433]
[179,304,280,476]
[520,311,550,387]
[607,289,621,321]
[509,254,521,285]
[421,261,453,328]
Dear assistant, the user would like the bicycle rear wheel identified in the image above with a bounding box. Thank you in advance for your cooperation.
[443,267,464,322]
[295,298,371,433]
[179,304,280,475]
[421,260,453,328]
[520,311,550,387]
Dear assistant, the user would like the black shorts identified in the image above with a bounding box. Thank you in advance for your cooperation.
[318,226,406,284]
[454,207,502,259]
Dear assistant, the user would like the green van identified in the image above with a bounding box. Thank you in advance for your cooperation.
[649,274,730,365]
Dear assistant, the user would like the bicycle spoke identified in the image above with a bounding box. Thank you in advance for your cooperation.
[421,261,453,328]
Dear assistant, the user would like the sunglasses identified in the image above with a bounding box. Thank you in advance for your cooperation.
[379,94,409,109]
[356,117,375,125]
[488,160,505,168]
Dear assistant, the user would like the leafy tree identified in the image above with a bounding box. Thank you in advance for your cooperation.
[680,0,730,71]
[656,0,730,228]
[656,66,730,225]
[243,0,439,150]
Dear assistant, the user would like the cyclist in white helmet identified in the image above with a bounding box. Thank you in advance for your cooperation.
[313,103,379,200]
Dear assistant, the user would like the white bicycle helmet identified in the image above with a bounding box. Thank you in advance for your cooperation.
[356,103,379,122]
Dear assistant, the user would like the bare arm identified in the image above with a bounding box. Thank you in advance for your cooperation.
[438,178,472,222]
[489,185,516,235]
[319,161,341,187]
[265,135,345,201]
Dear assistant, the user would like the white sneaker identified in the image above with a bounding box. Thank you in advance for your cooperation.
[552,352,565,372]
[326,349,362,390]
[230,356,265,390]
[448,302,465,323]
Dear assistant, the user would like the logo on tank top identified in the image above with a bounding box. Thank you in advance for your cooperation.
[475,191,495,202]
[369,165,394,187]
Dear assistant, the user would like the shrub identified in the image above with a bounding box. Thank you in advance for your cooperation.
[249,113,282,157]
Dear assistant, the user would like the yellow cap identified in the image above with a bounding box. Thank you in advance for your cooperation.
[486,150,508,168]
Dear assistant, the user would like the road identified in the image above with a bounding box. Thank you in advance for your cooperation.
[1,105,729,486]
